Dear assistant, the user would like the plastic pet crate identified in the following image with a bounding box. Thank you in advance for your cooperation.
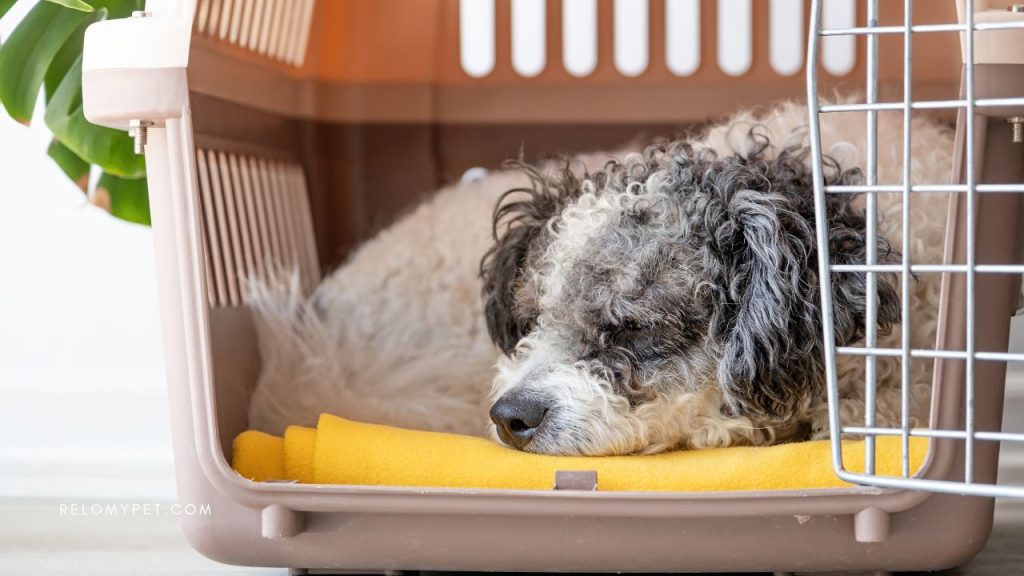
[81,0,1024,573]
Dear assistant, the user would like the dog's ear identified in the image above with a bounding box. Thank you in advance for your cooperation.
[712,178,900,421]
[480,167,569,354]
[712,189,818,419]
[824,196,902,346]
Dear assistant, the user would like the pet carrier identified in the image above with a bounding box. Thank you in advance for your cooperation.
[81,0,1023,573]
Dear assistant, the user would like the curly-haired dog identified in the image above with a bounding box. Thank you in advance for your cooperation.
[247,102,951,456]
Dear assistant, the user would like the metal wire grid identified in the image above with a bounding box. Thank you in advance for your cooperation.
[807,0,1024,498]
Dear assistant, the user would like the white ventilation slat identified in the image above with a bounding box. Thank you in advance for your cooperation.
[276,162,299,278]
[271,162,298,271]
[512,0,546,77]
[199,217,216,307]
[666,0,700,76]
[823,0,856,75]
[215,152,246,305]
[192,0,310,68]
[227,0,244,43]
[270,162,296,272]
[246,0,266,51]
[290,0,310,63]
[258,159,284,268]
[283,0,305,65]
[217,0,233,40]
[196,0,211,34]
[195,150,316,307]
[270,0,291,60]
[769,0,803,76]
[217,152,248,296]
[460,0,496,77]
[717,0,751,76]
[257,0,277,56]
[562,0,597,77]
[266,0,286,58]
[207,0,222,38]
[227,154,257,281]
[563,0,597,77]
[206,151,240,306]
[277,165,304,290]
[290,165,321,290]
[196,151,227,306]
[614,0,648,77]
[291,0,316,66]
[280,1,299,64]
[238,0,255,47]
[247,156,274,273]
[237,156,266,280]
[278,163,302,273]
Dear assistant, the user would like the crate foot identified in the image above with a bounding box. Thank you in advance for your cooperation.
[854,506,891,543]
[262,504,305,539]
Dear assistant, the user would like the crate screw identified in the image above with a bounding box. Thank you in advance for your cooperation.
[128,119,153,154]
[131,10,152,18]
[1009,117,1024,143]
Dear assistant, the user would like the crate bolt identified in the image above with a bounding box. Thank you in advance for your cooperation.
[128,119,153,155]
[1008,117,1024,144]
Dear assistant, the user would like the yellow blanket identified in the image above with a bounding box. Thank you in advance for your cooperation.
[232,413,928,491]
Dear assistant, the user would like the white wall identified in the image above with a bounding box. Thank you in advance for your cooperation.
[0,1,175,500]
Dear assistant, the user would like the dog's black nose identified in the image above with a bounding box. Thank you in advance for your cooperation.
[490,391,549,449]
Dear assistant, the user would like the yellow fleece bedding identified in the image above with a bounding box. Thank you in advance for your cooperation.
[231,413,928,491]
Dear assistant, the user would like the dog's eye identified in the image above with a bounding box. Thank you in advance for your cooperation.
[602,320,643,352]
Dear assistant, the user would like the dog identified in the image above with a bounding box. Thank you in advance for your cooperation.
[247,101,952,456]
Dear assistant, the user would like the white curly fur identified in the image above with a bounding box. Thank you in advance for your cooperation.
[247,101,953,455]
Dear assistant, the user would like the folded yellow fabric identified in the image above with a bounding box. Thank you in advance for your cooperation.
[232,413,928,491]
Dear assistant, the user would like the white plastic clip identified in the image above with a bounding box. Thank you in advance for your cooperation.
[553,470,598,490]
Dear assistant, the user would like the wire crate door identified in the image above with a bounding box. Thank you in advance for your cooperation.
[807,0,1024,498]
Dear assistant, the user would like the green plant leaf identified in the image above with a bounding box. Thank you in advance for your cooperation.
[47,139,91,192]
[44,15,95,100]
[0,1,95,123]
[44,0,94,12]
[95,172,149,225]
[2,0,150,226]
[0,0,18,21]
[45,55,145,178]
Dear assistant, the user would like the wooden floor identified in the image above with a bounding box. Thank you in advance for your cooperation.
[2,499,1022,575]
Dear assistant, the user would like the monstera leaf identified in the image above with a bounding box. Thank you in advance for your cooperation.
[0,1,20,24]
[0,0,148,225]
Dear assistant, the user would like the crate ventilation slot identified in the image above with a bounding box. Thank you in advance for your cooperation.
[461,0,856,78]
[194,0,315,67]
[195,149,320,309]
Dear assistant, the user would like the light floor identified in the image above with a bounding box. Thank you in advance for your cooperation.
[1,499,1022,575]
